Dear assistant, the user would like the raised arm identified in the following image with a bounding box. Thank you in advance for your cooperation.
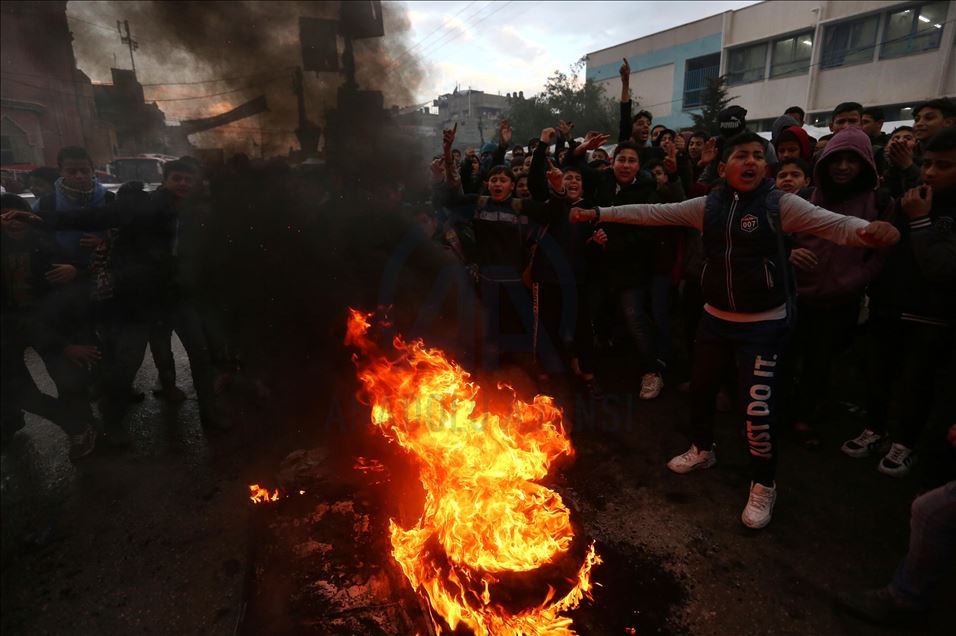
[780,193,899,248]
[618,58,632,144]
[528,128,553,202]
[572,197,706,230]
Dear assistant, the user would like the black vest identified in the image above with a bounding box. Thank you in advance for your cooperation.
[701,180,787,313]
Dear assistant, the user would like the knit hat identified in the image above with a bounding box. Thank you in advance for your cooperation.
[717,105,748,139]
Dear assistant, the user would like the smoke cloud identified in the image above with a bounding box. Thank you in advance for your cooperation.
[68,1,428,155]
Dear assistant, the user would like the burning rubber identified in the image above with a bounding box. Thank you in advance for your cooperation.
[345,309,601,635]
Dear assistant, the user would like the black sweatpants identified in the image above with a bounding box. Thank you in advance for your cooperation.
[790,298,860,423]
[534,279,596,376]
[865,316,954,448]
[690,312,792,487]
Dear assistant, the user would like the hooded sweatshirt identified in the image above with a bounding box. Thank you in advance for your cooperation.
[793,127,892,306]
[774,125,813,164]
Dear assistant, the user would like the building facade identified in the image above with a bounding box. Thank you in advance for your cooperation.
[433,89,510,149]
[1,0,116,167]
[586,0,956,132]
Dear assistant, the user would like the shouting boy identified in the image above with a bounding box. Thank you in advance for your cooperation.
[570,131,899,529]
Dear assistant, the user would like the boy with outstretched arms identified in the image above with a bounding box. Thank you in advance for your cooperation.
[570,131,900,529]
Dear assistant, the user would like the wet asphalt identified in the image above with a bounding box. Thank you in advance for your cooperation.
[1,338,952,635]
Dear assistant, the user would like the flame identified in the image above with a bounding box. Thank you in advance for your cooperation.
[347,308,600,634]
[249,483,279,503]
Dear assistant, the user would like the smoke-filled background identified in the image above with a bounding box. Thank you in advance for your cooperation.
[68,0,428,155]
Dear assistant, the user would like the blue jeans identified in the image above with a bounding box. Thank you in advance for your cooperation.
[689,312,792,486]
[890,481,956,610]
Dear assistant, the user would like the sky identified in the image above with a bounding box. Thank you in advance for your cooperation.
[403,0,759,105]
[65,1,760,121]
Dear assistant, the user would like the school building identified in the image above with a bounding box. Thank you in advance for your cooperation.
[585,0,956,132]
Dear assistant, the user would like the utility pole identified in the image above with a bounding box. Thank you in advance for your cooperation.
[116,19,138,75]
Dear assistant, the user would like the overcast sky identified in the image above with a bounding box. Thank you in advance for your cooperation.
[404,0,759,104]
[67,1,760,119]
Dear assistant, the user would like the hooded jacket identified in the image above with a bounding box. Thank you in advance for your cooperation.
[774,126,813,164]
[793,127,892,306]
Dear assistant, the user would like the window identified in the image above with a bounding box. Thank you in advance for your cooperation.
[822,14,879,68]
[727,42,768,84]
[881,2,947,58]
[770,31,814,77]
[683,53,720,108]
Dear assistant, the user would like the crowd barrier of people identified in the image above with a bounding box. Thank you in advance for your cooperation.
[1,65,954,627]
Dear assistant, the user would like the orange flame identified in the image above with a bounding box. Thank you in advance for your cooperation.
[248,484,279,503]
[347,308,601,634]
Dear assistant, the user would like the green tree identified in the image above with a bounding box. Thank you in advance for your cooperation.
[506,58,619,146]
[691,76,738,136]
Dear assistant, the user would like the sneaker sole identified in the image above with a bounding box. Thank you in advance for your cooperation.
[841,440,889,459]
[666,456,716,474]
[877,461,913,478]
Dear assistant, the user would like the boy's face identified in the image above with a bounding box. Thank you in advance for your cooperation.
[515,176,530,199]
[830,110,861,133]
[632,117,651,143]
[826,150,863,185]
[776,140,802,161]
[688,136,705,159]
[592,148,608,162]
[163,170,196,200]
[775,165,809,194]
[562,170,583,199]
[612,148,640,185]
[890,130,916,150]
[651,126,665,143]
[488,173,515,202]
[921,148,956,192]
[60,158,93,191]
[914,107,955,142]
[452,150,462,163]
[29,176,54,198]
[718,142,766,192]
[861,114,883,136]
[651,165,668,187]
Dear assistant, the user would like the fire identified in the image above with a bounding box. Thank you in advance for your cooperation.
[346,308,600,634]
[249,484,279,503]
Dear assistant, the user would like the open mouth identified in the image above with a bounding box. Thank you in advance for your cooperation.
[740,169,758,180]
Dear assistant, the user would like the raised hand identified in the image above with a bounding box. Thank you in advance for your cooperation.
[442,122,458,156]
[584,132,611,151]
[558,120,574,138]
[901,185,932,219]
[857,220,901,247]
[540,127,556,144]
[887,138,914,169]
[698,137,718,167]
[662,139,678,174]
[547,166,564,192]
[430,157,445,182]
[499,118,512,146]
[619,58,630,82]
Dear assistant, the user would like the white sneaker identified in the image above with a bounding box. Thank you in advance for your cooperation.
[639,372,664,400]
[741,482,776,529]
[666,444,716,474]
[878,443,915,477]
[841,429,888,458]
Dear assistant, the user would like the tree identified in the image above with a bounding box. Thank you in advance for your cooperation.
[506,58,620,146]
[691,76,738,136]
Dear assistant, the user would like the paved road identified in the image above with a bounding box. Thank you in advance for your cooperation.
[1,338,251,635]
[1,338,950,635]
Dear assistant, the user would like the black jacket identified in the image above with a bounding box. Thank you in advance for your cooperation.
[47,189,181,312]
[869,188,956,325]
[700,179,790,313]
